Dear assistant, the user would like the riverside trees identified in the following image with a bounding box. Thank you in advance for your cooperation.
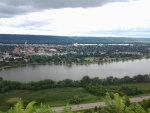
[0,74,150,95]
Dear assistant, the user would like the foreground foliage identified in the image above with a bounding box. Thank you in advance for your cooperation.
[0,87,99,111]
[0,93,150,113]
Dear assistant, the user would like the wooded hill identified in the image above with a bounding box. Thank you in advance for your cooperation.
[0,34,150,44]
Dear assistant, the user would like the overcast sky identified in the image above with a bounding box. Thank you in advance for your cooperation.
[0,0,150,38]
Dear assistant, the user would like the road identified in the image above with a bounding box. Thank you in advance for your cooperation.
[51,96,150,112]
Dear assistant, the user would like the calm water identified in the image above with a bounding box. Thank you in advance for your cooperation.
[0,59,150,83]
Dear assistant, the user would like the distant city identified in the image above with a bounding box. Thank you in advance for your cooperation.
[0,41,150,65]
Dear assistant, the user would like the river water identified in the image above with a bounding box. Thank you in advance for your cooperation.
[0,59,150,83]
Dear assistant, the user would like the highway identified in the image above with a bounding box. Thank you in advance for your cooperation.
[51,96,150,112]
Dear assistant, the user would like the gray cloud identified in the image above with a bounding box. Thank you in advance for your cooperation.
[8,20,51,29]
[0,0,133,18]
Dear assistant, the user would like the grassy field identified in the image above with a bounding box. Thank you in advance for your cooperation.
[0,87,99,111]
[0,83,150,111]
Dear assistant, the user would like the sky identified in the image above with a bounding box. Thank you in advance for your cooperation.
[0,0,150,38]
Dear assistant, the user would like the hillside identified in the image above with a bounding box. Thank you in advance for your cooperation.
[0,34,150,44]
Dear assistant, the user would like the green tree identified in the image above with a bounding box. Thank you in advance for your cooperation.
[80,76,91,87]
[104,92,125,113]
[62,79,74,87]
[0,77,3,81]
[62,103,72,113]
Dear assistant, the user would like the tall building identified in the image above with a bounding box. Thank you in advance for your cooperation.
[24,40,27,52]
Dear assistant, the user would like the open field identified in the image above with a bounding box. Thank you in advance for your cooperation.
[0,87,99,111]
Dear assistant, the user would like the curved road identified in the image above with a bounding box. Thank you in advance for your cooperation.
[51,96,150,112]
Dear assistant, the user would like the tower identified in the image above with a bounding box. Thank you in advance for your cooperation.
[25,40,27,52]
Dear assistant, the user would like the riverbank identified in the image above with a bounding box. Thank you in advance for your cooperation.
[0,56,149,70]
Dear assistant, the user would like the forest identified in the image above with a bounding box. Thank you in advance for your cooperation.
[1,34,150,44]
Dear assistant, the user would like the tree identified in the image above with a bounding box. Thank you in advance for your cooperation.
[106,76,114,85]
[127,103,147,113]
[104,92,125,113]
[103,92,149,113]
[122,76,132,83]
[80,76,91,87]
[120,86,139,96]
[86,84,107,96]
[133,75,146,83]
[0,77,3,81]
[62,79,74,87]
[140,98,150,111]
[91,77,101,85]
[62,103,72,113]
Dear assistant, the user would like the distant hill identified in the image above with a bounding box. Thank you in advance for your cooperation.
[0,34,150,44]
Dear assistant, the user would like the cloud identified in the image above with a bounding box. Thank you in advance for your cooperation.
[0,0,133,18]
[0,0,149,38]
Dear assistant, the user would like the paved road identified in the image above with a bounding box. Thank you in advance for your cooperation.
[51,96,150,112]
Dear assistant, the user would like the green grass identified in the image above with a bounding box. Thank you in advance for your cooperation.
[0,87,99,111]
[0,83,150,111]
[108,83,150,90]
[0,66,13,70]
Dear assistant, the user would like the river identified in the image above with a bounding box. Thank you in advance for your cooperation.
[0,59,150,83]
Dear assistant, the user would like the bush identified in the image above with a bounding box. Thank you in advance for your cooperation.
[69,95,81,104]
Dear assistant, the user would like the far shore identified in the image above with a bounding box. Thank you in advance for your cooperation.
[0,57,149,70]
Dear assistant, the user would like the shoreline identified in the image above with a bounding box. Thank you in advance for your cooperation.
[0,57,149,70]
